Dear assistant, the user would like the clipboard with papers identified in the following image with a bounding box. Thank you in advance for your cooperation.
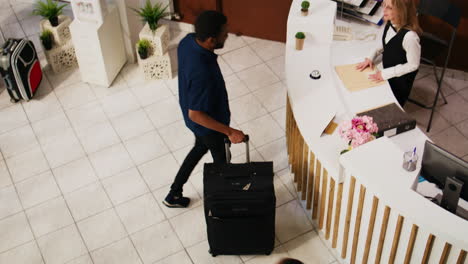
[334,63,384,92]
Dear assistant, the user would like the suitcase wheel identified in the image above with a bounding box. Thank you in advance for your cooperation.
[10,98,20,103]
[208,249,217,257]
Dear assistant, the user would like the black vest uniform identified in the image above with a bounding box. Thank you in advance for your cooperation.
[382,23,418,106]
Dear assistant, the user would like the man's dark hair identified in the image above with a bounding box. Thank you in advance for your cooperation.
[278,258,304,264]
[195,10,227,41]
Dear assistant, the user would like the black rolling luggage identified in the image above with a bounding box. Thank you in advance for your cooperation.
[203,135,276,257]
[0,38,42,102]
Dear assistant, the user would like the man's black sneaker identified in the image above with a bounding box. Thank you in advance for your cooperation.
[163,193,191,208]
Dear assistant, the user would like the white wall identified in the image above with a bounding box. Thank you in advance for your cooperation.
[140,0,173,12]
[114,0,139,63]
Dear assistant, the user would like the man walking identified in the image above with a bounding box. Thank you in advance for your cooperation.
[163,11,245,208]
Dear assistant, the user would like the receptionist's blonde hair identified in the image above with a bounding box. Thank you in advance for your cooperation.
[390,0,423,35]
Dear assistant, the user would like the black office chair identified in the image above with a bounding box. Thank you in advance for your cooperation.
[407,0,461,132]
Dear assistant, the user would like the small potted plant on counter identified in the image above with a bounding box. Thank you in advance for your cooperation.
[40,30,53,50]
[301,1,310,16]
[32,0,68,27]
[295,32,306,50]
[137,39,151,60]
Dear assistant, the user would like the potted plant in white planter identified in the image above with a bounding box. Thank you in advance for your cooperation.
[132,0,169,33]
[33,0,67,27]
[295,32,305,50]
[132,0,171,57]
[40,30,54,50]
[301,1,310,16]
[137,39,151,60]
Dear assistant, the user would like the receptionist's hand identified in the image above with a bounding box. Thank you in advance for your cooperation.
[356,58,374,71]
[369,71,383,82]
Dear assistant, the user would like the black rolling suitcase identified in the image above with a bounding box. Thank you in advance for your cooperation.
[203,135,276,257]
[0,38,42,102]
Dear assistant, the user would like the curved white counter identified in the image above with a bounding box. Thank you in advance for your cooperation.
[284,0,468,263]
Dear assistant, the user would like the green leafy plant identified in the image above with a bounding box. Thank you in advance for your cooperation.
[301,1,310,10]
[295,32,306,39]
[32,0,67,26]
[40,29,53,50]
[131,0,170,32]
[137,39,151,59]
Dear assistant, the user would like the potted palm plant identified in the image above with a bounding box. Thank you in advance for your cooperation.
[295,32,306,50]
[301,1,310,16]
[132,0,170,33]
[133,0,171,57]
[32,0,68,27]
[137,39,151,60]
[40,30,54,50]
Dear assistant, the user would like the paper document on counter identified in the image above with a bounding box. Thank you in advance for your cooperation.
[335,63,384,92]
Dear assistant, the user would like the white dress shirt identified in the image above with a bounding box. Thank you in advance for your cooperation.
[368,24,421,80]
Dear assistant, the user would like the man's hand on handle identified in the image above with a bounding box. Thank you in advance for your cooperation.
[187,110,246,143]
[227,128,246,144]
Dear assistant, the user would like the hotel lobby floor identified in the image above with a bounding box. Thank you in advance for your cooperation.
[1,1,468,263]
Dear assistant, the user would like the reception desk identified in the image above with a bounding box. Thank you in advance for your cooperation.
[284,0,468,263]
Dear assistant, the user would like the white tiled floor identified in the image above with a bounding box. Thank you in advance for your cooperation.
[1,1,468,263]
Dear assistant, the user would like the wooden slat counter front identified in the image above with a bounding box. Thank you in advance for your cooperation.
[284,0,468,263]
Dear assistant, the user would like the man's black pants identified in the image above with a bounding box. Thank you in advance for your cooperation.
[169,132,228,195]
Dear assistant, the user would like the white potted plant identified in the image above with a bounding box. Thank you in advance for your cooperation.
[33,0,67,27]
[40,30,54,50]
[295,32,306,50]
[137,39,151,60]
[34,0,73,47]
[132,0,171,57]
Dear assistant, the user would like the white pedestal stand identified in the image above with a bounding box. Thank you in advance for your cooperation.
[70,5,127,87]
[41,15,78,73]
[137,23,172,80]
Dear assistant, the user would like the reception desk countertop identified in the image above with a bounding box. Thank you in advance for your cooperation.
[285,0,468,263]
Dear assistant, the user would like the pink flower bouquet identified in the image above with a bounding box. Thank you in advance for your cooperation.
[338,115,378,154]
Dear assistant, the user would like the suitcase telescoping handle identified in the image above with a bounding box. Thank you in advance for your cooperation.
[224,135,250,163]
[2,39,16,53]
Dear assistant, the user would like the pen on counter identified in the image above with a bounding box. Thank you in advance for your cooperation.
[410,147,416,163]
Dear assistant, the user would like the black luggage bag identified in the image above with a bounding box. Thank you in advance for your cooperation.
[203,135,276,257]
[0,38,42,102]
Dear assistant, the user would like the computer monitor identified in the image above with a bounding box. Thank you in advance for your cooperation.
[420,140,468,214]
